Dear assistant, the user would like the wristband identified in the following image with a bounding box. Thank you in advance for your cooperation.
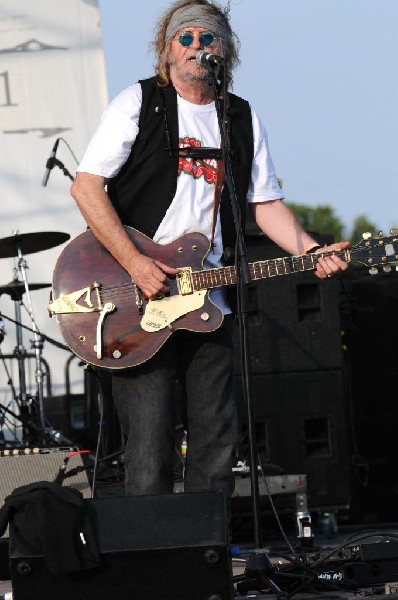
[304,244,322,254]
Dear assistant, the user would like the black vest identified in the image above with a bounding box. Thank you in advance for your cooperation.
[107,76,254,259]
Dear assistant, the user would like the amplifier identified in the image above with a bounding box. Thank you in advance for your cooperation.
[299,541,398,566]
[295,541,398,590]
[0,447,91,510]
[315,559,398,588]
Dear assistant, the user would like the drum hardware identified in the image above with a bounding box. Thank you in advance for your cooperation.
[0,230,70,445]
[0,281,51,300]
[0,231,69,259]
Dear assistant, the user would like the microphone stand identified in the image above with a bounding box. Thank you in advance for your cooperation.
[205,60,288,599]
[0,311,75,447]
[206,65,263,548]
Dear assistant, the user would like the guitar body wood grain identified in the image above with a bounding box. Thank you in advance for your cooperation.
[51,226,224,369]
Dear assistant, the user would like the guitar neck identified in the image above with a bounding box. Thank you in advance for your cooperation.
[191,249,349,291]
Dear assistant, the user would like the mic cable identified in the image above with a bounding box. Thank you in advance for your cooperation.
[54,449,91,484]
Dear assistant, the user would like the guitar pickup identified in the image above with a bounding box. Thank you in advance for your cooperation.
[48,282,103,315]
[176,268,194,295]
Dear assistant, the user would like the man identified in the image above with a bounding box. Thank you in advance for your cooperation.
[71,0,349,500]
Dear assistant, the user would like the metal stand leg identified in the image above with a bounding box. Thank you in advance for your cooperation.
[12,298,31,443]
[16,250,46,432]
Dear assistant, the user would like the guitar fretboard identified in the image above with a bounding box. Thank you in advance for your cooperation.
[191,250,347,291]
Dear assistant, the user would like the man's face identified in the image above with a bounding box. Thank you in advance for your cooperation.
[168,27,223,84]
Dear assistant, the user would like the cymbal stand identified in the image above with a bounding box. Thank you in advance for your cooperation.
[12,288,29,435]
[14,247,46,437]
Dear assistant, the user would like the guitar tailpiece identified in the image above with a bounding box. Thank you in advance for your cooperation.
[133,283,144,314]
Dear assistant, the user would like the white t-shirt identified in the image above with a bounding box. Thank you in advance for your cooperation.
[78,82,283,312]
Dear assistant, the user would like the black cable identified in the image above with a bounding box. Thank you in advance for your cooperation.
[0,346,18,405]
[0,311,70,352]
[54,454,70,484]
[257,454,299,559]
[58,137,80,165]
[235,529,398,598]
[89,369,105,498]
[310,530,398,570]
[283,530,398,598]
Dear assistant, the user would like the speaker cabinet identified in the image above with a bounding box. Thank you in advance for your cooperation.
[234,233,344,374]
[236,369,352,510]
[9,491,233,600]
[343,268,398,518]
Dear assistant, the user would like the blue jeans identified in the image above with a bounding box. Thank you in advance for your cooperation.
[112,316,237,497]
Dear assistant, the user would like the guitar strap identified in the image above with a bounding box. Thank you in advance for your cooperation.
[210,156,224,251]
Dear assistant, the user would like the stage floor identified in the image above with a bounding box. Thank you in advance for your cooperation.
[3,523,398,599]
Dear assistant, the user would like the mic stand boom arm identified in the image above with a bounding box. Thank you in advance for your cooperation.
[207,68,263,549]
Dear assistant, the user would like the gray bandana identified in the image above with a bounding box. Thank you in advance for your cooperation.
[165,5,227,43]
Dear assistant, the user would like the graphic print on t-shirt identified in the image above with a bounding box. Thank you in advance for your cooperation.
[178,136,217,184]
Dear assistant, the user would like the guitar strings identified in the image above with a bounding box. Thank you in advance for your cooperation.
[87,250,345,303]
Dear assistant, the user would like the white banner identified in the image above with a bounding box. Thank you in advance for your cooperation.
[0,0,108,417]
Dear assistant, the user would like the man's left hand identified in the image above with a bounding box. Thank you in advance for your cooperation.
[314,240,350,279]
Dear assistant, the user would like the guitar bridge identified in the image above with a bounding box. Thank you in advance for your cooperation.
[176,268,194,295]
[48,282,103,315]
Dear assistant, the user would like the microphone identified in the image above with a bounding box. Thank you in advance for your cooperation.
[196,50,224,69]
[42,138,60,187]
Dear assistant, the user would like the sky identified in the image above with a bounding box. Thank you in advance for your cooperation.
[97,0,398,240]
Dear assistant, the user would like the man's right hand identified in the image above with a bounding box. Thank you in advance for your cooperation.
[71,173,178,299]
[128,253,179,299]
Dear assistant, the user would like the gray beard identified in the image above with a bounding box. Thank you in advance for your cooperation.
[177,68,209,83]
[168,54,209,84]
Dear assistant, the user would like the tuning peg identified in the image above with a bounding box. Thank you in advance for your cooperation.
[369,267,378,275]
[383,266,392,273]
[390,228,398,235]
[362,232,372,240]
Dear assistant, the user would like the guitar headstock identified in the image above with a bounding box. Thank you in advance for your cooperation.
[350,229,398,275]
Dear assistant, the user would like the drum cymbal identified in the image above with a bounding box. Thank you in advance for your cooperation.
[0,281,51,298]
[0,231,70,258]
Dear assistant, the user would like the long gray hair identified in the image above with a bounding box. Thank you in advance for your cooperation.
[152,0,240,88]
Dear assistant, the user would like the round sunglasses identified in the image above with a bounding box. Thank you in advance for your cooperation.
[177,31,216,47]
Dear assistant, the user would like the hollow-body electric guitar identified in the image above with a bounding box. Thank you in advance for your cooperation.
[49,226,398,369]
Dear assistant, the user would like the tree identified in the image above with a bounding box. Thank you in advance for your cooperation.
[287,202,344,241]
[349,215,379,243]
